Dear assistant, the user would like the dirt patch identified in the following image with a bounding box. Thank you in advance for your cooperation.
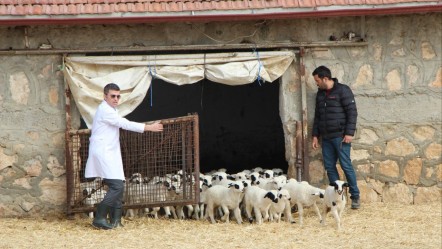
[0,202,440,249]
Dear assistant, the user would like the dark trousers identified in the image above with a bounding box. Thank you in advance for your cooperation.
[101,179,125,208]
[322,137,360,200]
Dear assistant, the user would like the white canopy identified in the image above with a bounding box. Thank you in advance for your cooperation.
[63,51,295,128]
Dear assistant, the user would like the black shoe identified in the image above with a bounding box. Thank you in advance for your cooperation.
[92,203,113,230]
[109,207,124,228]
[351,198,361,209]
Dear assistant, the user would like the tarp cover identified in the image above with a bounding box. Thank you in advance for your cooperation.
[63,51,295,128]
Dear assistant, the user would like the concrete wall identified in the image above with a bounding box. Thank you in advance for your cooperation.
[0,13,440,217]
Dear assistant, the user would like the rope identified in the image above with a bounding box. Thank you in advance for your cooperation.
[148,55,158,107]
[201,53,206,110]
[253,47,264,86]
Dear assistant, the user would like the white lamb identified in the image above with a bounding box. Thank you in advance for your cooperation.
[204,181,245,224]
[322,180,348,230]
[263,169,274,179]
[282,180,325,225]
[243,185,279,225]
[269,189,291,223]
[124,173,167,218]
[232,172,248,181]
[257,175,286,191]
[272,168,284,176]
[249,172,261,185]
[82,186,106,218]
[211,171,232,186]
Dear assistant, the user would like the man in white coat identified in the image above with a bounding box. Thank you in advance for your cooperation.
[85,83,163,230]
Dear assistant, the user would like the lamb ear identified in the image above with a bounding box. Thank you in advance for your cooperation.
[329,182,338,187]
[343,182,349,187]
[264,192,271,199]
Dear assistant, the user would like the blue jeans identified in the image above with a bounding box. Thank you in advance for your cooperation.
[322,137,360,200]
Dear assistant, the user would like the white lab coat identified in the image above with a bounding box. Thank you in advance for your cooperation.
[85,100,145,180]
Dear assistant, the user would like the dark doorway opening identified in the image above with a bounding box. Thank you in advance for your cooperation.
[123,79,287,174]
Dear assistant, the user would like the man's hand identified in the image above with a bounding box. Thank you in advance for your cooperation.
[342,135,353,143]
[144,121,163,132]
[312,136,319,150]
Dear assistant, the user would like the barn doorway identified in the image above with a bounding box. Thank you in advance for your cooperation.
[125,79,286,174]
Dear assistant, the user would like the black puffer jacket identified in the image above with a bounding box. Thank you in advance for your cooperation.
[312,78,357,139]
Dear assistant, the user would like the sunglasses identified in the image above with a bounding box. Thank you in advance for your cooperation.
[109,94,121,99]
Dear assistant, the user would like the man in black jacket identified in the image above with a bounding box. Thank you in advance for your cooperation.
[311,66,360,209]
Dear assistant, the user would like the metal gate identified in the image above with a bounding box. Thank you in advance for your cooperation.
[66,114,200,215]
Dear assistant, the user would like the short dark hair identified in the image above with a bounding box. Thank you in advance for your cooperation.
[312,66,332,79]
[104,83,120,94]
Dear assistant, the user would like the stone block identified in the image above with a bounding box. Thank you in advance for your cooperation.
[48,86,59,106]
[351,148,370,161]
[372,43,382,61]
[392,48,406,57]
[437,164,442,182]
[26,131,40,141]
[421,41,436,60]
[356,163,372,176]
[429,66,441,87]
[414,185,441,204]
[24,157,42,177]
[39,177,66,206]
[358,128,379,145]
[383,183,413,204]
[367,177,384,195]
[13,177,32,190]
[309,160,324,184]
[19,201,35,212]
[385,69,402,91]
[425,143,442,160]
[403,158,422,185]
[379,160,400,178]
[413,126,435,141]
[0,203,20,217]
[0,147,18,171]
[9,71,30,105]
[47,155,66,178]
[358,180,380,203]
[406,64,419,86]
[385,137,415,157]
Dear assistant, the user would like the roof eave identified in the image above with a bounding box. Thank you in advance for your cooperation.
[0,5,441,26]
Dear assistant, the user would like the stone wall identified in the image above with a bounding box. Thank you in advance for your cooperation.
[0,55,67,217]
[280,14,442,205]
[0,13,440,217]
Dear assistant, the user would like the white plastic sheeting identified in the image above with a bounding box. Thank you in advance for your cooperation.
[63,51,295,128]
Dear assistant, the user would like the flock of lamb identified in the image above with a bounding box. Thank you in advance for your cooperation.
[82,167,349,230]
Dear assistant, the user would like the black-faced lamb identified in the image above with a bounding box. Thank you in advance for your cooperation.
[243,185,279,225]
[322,180,348,230]
[269,189,291,223]
[204,181,245,224]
